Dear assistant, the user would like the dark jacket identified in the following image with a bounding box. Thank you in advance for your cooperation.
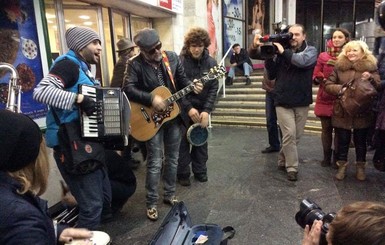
[123,51,192,112]
[0,172,65,244]
[263,41,317,108]
[230,48,253,68]
[325,55,381,129]
[179,48,218,116]
[375,53,385,130]
[110,55,129,88]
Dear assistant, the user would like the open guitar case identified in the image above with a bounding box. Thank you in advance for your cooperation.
[48,201,79,227]
[149,201,235,245]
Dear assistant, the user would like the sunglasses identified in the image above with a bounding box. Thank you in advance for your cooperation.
[146,42,162,55]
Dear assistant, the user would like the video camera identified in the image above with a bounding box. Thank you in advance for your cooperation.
[295,199,336,245]
[258,23,292,59]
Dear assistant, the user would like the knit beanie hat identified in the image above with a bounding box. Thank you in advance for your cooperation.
[0,110,42,172]
[65,26,101,52]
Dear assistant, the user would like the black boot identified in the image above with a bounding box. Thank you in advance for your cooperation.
[225,77,233,86]
[321,149,332,167]
[245,77,251,85]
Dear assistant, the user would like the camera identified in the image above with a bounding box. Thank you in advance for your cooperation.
[295,199,336,245]
[259,31,293,59]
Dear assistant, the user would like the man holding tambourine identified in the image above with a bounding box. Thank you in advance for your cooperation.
[177,27,219,186]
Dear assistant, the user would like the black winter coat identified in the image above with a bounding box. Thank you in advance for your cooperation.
[179,48,218,115]
[264,41,317,108]
[230,48,253,68]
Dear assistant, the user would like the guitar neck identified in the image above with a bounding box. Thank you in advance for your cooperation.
[164,66,224,106]
[165,84,194,105]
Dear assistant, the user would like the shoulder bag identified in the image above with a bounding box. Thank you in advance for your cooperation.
[338,78,377,116]
[53,110,105,175]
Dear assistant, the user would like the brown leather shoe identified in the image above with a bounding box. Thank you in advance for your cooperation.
[287,171,298,181]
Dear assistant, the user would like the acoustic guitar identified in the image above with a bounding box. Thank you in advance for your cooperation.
[130,65,226,141]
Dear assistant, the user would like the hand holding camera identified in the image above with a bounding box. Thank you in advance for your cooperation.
[296,199,336,245]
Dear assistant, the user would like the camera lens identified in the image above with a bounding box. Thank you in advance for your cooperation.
[295,199,325,228]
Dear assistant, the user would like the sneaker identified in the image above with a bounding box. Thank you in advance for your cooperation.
[245,77,251,85]
[146,207,158,221]
[178,178,191,186]
[194,173,208,182]
[277,165,286,172]
[287,171,298,181]
[163,196,179,206]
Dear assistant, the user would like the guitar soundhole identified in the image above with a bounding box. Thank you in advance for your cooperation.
[152,103,174,128]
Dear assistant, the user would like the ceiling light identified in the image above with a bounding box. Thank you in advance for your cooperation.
[79,15,90,20]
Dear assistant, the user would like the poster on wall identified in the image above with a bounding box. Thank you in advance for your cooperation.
[223,0,244,58]
[0,0,48,126]
[207,0,221,60]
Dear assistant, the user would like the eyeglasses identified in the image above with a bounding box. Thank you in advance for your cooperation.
[147,42,162,55]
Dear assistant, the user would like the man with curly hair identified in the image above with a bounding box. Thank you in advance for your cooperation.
[177,27,219,186]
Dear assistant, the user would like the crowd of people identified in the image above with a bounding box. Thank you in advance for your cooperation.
[2,4,385,243]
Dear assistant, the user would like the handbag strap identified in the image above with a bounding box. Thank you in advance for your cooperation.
[51,108,61,126]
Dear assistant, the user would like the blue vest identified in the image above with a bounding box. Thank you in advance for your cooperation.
[45,50,97,147]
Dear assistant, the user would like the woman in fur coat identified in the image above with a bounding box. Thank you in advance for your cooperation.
[325,40,381,181]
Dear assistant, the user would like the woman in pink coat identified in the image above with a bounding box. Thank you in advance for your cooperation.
[312,28,350,167]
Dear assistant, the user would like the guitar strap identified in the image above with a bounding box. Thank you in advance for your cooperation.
[161,51,177,90]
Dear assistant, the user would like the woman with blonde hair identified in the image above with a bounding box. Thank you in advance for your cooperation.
[0,109,92,244]
[324,40,381,181]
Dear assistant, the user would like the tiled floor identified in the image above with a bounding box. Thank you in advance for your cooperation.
[95,127,385,244]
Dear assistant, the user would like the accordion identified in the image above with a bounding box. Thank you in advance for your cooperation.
[79,84,130,150]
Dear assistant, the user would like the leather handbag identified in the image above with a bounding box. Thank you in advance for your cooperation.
[338,78,377,116]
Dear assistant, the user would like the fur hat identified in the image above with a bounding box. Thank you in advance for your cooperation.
[134,28,160,51]
[65,26,101,52]
[0,110,42,172]
[116,38,136,52]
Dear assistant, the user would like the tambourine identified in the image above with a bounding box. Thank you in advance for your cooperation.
[187,123,209,146]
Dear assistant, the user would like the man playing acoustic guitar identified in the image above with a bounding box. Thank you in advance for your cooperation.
[123,28,203,221]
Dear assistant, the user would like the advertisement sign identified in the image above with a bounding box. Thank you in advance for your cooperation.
[0,0,48,126]
[159,0,172,11]
[158,0,183,14]
[223,0,244,57]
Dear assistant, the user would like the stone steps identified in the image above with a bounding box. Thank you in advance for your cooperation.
[211,68,322,133]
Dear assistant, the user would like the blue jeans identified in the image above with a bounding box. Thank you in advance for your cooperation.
[265,91,280,150]
[145,119,182,208]
[228,63,253,78]
[53,148,111,229]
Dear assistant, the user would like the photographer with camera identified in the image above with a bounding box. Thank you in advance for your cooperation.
[249,24,317,181]
[300,201,385,245]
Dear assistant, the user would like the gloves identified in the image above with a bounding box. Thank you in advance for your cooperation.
[78,95,97,116]
[313,72,324,85]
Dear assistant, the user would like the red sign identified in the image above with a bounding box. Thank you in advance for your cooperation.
[159,0,172,10]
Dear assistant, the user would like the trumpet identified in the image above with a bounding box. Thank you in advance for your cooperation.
[0,63,21,113]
